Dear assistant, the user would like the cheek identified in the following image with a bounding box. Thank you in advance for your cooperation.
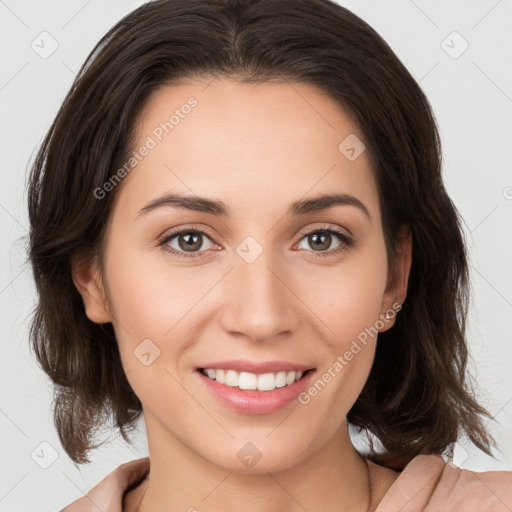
[305,251,388,346]
[103,248,196,403]
[104,243,208,339]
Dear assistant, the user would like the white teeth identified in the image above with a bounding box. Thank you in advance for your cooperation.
[202,368,307,391]
[238,371,258,390]
[224,369,238,387]
[258,372,278,391]
[216,369,225,384]
[275,371,287,388]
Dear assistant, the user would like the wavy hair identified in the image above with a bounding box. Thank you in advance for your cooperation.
[27,0,495,468]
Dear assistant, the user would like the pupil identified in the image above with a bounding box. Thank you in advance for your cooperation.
[311,232,330,251]
[180,232,201,252]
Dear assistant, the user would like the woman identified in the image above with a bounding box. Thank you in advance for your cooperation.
[27,0,512,510]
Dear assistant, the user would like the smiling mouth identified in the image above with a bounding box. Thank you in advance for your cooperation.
[197,367,314,392]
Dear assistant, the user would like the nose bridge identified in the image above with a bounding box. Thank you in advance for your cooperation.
[220,235,295,342]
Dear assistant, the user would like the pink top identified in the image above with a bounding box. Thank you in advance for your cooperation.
[376,454,512,511]
[60,454,512,511]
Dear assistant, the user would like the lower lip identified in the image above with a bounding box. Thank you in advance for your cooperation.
[195,369,316,415]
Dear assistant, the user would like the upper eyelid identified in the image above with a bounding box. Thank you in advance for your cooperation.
[158,224,217,245]
[159,224,352,248]
[295,224,351,239]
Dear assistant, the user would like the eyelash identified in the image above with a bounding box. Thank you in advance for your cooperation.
[157,224,354,260]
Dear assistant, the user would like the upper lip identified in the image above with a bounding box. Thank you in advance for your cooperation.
[197,359,315,375]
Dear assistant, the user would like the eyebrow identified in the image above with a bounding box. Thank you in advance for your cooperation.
[137,191,371,221]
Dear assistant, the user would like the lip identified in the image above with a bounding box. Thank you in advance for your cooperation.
[195,367,317,415]
[196,359,315,374]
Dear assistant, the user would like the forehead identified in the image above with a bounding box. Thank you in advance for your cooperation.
[114,78,380,222]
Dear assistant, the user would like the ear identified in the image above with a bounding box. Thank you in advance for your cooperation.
[378,225,412,332]
[71,252,113,324]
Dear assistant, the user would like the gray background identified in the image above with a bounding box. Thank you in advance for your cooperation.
[1,0,511,510]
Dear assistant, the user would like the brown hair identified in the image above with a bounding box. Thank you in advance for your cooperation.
[27,0,496,469]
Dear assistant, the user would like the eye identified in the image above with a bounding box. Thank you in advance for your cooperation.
[294,225,354,257]
[157,224,354,260]
[158,228,218,259]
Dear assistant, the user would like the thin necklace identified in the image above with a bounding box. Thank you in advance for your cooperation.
[136,460,373,511]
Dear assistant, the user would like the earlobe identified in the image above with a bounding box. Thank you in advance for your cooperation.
[71,253,112,324]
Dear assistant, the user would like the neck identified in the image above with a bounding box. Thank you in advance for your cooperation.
[133,415,378,512]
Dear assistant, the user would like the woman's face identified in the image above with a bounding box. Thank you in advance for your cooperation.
[75,78,410,472]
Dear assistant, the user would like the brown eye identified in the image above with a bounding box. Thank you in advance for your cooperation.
[307,231,334,251]
[298,230,342,252]
[160,229,216,258]
[176,231,204,252]
[295,226,354,257]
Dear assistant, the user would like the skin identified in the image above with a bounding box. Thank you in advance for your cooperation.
[72,77,412,511]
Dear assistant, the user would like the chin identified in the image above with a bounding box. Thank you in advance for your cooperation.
[199,436,309,474]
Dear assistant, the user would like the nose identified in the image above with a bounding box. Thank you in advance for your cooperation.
[219,247,298,343]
